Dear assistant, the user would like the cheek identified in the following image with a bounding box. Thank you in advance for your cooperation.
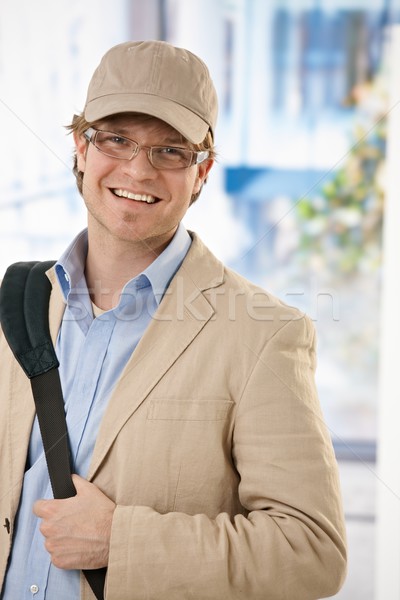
[80,152,107,185]
[183,169,202,198]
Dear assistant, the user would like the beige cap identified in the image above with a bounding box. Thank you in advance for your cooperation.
[84,40,218,144]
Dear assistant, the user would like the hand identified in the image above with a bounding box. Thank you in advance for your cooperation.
[33,474,116,570]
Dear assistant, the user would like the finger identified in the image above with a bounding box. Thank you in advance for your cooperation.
[33,498,51,517]
[71,473,94,495]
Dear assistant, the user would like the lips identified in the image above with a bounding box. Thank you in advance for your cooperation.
[112,189,157,204]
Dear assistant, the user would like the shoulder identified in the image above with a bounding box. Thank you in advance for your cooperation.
[185,232,314,341]
[223,264,314,341]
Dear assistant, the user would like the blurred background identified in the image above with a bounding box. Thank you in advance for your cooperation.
[1,0,399,597]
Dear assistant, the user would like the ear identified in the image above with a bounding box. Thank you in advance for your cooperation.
[73,131,88,173]
[193,158,214,195]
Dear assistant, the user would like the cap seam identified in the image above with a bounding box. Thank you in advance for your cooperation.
[86,93,211,125]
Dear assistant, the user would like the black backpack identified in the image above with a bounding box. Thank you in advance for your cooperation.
[0,261,106,600]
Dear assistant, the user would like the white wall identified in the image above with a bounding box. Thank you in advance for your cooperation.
[375,23,400,600]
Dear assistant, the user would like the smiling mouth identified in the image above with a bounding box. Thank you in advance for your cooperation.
[112,189,158,204]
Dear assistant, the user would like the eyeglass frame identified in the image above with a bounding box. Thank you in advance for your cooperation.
[83,127,210,170]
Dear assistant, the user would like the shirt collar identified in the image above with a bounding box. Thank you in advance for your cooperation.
[55,223,192,306]
[55,228,88,300]
[142,222,192,304]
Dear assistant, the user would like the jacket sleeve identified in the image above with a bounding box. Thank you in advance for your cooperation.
[104,316,347,600]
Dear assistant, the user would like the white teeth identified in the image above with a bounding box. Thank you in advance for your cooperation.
[113,189,156,203]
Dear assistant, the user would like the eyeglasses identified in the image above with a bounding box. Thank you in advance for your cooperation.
[84,128,209,170]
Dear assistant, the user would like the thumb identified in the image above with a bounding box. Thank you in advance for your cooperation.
[71,473,93,494]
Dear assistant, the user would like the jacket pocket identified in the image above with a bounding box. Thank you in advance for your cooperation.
[147,399,233,421]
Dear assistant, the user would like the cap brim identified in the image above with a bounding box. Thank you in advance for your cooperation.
[85,93,210,144]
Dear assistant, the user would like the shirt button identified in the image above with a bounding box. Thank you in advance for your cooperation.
[30,584,39,594]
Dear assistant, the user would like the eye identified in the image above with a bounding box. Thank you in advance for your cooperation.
[159,147,180,154]
[155,146,189,158]
[105,134,130,146]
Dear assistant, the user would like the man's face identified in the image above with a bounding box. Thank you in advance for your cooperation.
[74,114,213,250]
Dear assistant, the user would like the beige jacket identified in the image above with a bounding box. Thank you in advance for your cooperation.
[0,233,346,600]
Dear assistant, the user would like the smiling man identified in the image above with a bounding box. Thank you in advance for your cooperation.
[0,41,347,600]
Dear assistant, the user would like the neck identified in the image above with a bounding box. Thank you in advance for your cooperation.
[84,228,175,311]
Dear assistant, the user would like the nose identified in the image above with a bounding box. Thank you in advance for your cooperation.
[120,147,157,179]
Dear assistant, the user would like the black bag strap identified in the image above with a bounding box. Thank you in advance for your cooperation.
[0,261,106,600]
[0,261,76,498]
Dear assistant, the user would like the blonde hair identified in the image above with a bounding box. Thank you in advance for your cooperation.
[66,112,216,204]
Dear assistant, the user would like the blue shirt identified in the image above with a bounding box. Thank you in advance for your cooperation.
[1,224,191,600]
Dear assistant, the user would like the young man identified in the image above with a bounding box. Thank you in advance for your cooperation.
[0,41,346,599]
